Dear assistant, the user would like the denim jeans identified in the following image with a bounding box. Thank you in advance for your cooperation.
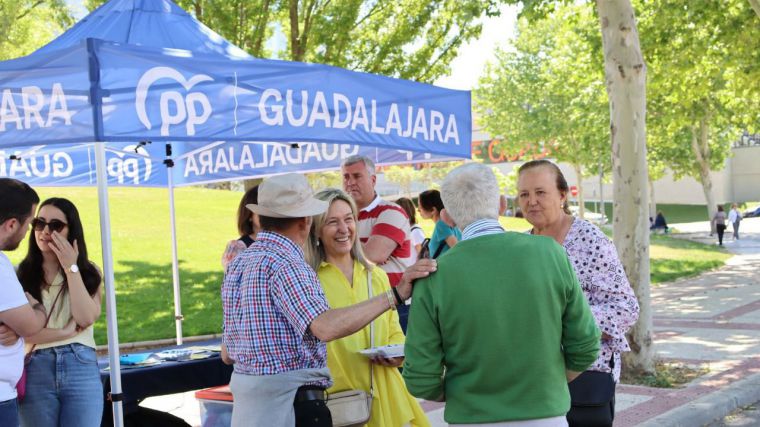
[0,398,19,427]
[19,343,103,427]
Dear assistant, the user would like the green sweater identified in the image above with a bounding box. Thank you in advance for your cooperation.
[403,232,600,424]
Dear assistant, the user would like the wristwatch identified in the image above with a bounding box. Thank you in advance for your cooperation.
[68,264,80,274]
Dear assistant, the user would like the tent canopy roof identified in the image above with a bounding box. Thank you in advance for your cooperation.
[35,0,250,59]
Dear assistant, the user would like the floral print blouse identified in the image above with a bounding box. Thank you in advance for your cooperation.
[562,218,640,381]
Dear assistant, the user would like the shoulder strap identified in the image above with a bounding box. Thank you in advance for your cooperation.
[367,270,374,397]
[418,238,431,259]
[26,283,66,357]
[432,243,445,259]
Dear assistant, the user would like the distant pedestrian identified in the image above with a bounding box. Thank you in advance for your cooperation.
[712,205,727,245]
[728,204,742,240]
[651,211,669,233]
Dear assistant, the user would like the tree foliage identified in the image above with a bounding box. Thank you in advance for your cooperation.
[637,0,760,221]
[87,0,503,83]
[383,165,422,196]
[306,170,342,191]
[0,0,72,60]
[639,0,760,179]
[475,3,611,216]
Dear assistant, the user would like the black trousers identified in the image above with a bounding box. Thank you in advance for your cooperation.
[294,398,332,427]
[717,224,727,245]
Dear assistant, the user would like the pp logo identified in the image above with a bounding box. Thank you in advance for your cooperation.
[136,67,213,136]
[107,144,153,185]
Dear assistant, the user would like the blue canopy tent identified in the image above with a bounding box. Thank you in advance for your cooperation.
[0,1,471,424]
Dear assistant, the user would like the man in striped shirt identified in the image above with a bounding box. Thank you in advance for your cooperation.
[341,155,414,331]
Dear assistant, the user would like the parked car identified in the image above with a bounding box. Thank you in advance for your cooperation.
[569,205,607,224]
[743,205,760,218]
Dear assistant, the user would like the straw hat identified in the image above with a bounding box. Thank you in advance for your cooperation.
[246,173,328,218]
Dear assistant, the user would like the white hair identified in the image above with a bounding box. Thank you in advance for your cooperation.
[341,155,376,176]
[441,163,500,229]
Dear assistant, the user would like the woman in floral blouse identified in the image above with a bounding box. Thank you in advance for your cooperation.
[517,159,640,426]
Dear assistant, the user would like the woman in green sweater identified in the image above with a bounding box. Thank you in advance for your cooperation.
[403,163,600,426]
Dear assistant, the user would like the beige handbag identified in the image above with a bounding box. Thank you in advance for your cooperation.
[326,270,375,427]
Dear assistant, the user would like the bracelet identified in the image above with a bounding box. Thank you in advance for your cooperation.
[391,287,404,306]
[385,290,397,311]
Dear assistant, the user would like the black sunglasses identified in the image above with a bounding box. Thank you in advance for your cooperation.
[31,218,68,233]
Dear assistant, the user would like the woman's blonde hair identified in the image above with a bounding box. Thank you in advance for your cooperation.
[306,188,374,272]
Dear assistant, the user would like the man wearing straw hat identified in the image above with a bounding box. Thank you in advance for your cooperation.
[221,173,435,427]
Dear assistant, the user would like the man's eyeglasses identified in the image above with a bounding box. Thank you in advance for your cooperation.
[31,218,68,233]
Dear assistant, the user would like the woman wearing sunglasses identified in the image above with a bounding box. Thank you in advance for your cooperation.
[16,198,103,427]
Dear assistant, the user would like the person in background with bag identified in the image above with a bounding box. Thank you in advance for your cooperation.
[404,163,600,427]
[0,179,47,427]
[306,188,430,427]
[728,203,741,241]
[712,205,728,246]
[417,189,460,259]
[16,198,104,427]
[517,160,640,427]
[221,185,261,270]
[222,173,436,427]
[395,197,426,259]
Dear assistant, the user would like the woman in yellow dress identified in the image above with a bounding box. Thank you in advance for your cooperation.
[306,188,430,427]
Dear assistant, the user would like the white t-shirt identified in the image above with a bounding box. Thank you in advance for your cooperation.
[410,225,426,247]
[728,209,740,223]
[0,252,27,401]
[409,225,426,263]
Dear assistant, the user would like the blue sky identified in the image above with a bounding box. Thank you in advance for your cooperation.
[63,0,517,90]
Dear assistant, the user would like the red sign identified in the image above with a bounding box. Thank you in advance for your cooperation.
[470,139,552,164]
[570,185,578,197]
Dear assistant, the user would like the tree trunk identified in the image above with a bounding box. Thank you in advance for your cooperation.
[596,0,654,375]
[691,120,717,227]
[749,0,760,18]
[573,163,586,219]
[648,177,656,222]
[288,0,303,61]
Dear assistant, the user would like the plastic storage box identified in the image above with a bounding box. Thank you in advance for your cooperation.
[196,385,233,427]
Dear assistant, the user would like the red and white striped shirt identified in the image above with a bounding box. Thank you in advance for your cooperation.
[358,195,413,287]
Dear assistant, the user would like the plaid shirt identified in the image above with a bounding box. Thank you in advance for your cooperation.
[222,231,330,385]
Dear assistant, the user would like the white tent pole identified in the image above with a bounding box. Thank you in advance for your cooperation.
[166,146,184,345]
[95,141,124,427]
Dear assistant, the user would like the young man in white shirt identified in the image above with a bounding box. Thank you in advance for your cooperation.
[0,178,47,427]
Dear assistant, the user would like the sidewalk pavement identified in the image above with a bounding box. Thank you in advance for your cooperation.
[143,218,760,427]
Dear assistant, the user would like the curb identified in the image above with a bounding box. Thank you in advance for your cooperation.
[638,372,760,427]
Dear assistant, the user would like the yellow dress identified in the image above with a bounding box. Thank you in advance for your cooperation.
[318,261,430,427]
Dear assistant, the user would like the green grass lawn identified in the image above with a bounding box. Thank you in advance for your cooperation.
[6,187,730,344]
[581,202,712,224]
[649,233,730,284]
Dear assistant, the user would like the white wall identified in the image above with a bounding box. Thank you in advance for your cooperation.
[376,144,760,205]
[491,146,760,205]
